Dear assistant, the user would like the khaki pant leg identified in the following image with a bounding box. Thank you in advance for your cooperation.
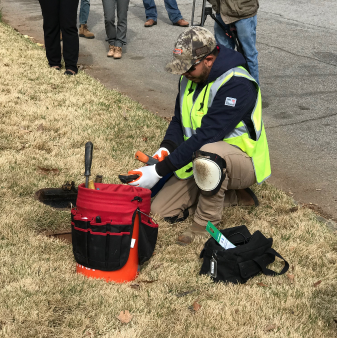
[194,141,256,226]
[151,175,199,219]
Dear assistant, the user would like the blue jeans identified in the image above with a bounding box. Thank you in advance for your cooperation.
[143,0,182,24]
[79,0,90,25]
[214,14,259,85]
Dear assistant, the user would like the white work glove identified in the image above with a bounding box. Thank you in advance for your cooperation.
[152,147,170,162]
[127,165,162,190]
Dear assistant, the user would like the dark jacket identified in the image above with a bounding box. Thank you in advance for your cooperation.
[208,0,259,24]
[156,45,258,177]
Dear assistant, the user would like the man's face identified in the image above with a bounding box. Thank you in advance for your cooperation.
[182,57,212,83]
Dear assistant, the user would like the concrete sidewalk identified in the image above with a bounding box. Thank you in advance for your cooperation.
[2,0,337,220]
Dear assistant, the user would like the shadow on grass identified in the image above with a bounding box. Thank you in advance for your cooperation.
[310,278,337,333]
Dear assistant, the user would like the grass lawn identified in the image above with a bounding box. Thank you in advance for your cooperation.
[0,22,336,338]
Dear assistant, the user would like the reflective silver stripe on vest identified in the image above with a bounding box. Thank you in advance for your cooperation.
[232,68,263,140]
[183,126,194,138]
[223,124,248,139]
[180,76,189,115]
[180,76,197,138]
[233,68,256,82]
[251,92,262,140]
[208,67,253,107]
[207,68,234,107]
[180,76,199,138]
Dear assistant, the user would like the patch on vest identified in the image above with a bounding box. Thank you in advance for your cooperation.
[225,97,237,107]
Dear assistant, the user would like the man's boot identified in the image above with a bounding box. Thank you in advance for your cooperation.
[107,45,115,57]
[113,47,122,59]
[144,19,157,27]
[224,188,259,207]
[177,221,208,246]
[173,19,189,27]
[236,188,259,206]
[79,24,95,39]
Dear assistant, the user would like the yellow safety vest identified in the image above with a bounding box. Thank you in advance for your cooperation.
[174,66,271,184]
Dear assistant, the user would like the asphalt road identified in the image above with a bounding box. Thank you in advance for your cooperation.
[2,0,337,220]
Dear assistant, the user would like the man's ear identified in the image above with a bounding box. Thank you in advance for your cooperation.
[204,55,215,68]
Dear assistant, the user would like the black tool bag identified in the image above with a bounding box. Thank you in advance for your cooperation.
[71,209,158,271]
[200,225,289,284]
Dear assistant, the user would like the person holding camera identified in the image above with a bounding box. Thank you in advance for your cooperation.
[208,0,260,84]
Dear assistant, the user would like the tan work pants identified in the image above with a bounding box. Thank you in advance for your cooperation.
[151,142,256,227]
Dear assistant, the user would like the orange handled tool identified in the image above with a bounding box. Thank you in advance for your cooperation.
[119,151,159,185]
[135,151,159,165]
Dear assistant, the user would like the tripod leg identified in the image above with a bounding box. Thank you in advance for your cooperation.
[191,0,196,26]
[200,0,207,26]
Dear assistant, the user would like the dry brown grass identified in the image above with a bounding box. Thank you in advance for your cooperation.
[0,22,336,338]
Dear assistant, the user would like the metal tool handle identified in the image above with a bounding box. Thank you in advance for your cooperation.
[84,141,93,187]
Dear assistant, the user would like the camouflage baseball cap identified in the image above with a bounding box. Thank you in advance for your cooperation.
[165,26,216,75]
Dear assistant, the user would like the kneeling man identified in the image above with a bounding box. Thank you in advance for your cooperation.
[128,27,271,245]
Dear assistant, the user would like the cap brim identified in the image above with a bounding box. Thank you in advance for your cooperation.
[165,57,194,75]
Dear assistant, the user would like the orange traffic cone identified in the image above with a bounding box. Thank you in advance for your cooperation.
[76,213,140,283]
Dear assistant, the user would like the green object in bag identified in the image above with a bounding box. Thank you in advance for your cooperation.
[206,221,236,250]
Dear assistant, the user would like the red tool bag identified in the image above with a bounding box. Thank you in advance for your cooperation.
[71,183,158,271]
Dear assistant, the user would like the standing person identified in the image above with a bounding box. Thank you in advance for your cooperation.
[208,0,260,84]
[143,0,189,27]
[79,0,95,39]
[102,0,130,59]
[126,27,270,245]
[38,0,79,75]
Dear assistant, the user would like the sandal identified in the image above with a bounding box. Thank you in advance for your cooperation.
[64,69,76,75]
[51,66,61,71]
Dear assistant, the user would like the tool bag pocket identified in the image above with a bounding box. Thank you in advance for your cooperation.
[71,208,158,271]
[138,212,158,265]
[71,210,135,271]
[199,225,289,284]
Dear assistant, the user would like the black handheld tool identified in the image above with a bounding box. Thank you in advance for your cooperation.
[119,174,140,184]
[84,141,93,188]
